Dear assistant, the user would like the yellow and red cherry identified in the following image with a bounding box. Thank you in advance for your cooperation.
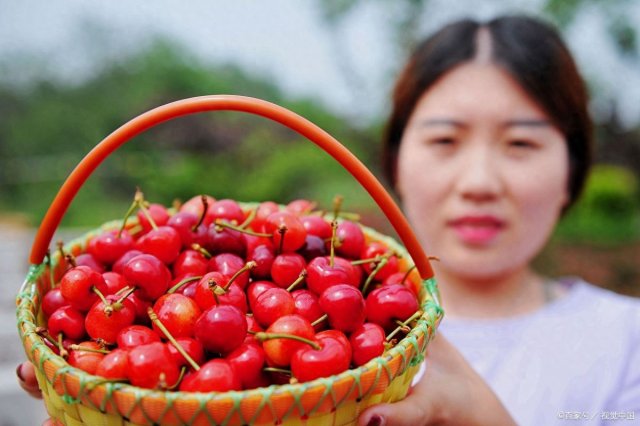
[59,265,110,312]
[256,314,316,367]
[151,293,201,338]
[67,341,106,374]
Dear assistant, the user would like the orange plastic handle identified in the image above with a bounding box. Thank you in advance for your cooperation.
[29,95,433,279]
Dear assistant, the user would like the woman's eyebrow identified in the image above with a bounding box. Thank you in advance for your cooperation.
[419,118,467,128]
[502,119,552,128]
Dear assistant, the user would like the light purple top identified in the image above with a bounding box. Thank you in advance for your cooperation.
[419,279,640,425]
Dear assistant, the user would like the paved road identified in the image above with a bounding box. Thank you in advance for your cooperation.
[0,223,69,425]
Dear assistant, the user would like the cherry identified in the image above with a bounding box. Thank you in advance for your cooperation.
[334,221,365,259]
[167,337,205,369]
[87,229,134,265]
[67,341,106,374]
[204,225,246,257]
[117,325,160,350]
[179,359,241,392]
[179,194,216,223]
[59,265,109,312]
[208,253,250,289]
[271,253,306,288]
[317,329,351,360]
[167,211,208,249]
[300,215,332,239]
[128,342,180,389]
[111,249,143,275]
[95,348,129,379]
[246,280,277,308]
[137,203,170,234]
[285,199,316,216]
[152,293,201,338]
[306,256,361,295]
[264,211,307,253]
[74,253,105,273]
[124,290,153,325]
[122,254,171,301]
[318,284,366,333]
[382,270,421,298]
[194,304,247,355]
[193,272,247,313]
[172,249,208,280]
[290,333,350,383]
[251,287,296,328]
[102,271,128,295]
[360,241,399,282]
[256,314,316,367]
[365,284,420,332]
[208,199,245,224]
[299,235,327,261]
[248,201,280,232]
[226,341,268,390]
[42,288,69,318]
[135,225,182,264]
[349,323,386,366]
[246,243,275,280]
[48,306,85,341]
[85,293,137,344]
[291,289,325,332]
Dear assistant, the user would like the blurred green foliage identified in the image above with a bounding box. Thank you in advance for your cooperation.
[556,165,640,244]
[0,39,381,228]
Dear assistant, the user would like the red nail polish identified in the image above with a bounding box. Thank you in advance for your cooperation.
[367,414,384,426]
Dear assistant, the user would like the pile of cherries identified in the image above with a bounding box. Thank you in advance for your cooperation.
[39,191,422,392]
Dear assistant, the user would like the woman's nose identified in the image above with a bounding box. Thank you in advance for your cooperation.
[454,146,504,202]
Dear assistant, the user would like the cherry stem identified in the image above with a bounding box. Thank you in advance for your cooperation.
[56,241,67,268]
[147,307,201,371]
[168,275,202,294]
[114,286,136,305]
[401,265,417,286]
[329,220,338,268]
[226,261,257,290]
[277,225,287,255]
[57,333,69,358]
[311,314,328,327]
[263,367,291,375]
[190,243,212,259]
[64,253,76,269]
[167,366,187,390]
[386,310,424,342]
[361,256,390,296]
[215,219,272,238]
[192,195,209,232]
[254,332,321,350]
[239,208,256,229]
[332,195,343,221]
[69,344,110,355]
[351,255,384,266]
[92,286,109,305]
[118,194,139,238]
[208,279,222,305]
[137,196,158,231]
[286,270,307,292]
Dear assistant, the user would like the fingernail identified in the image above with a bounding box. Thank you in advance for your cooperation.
[367,414,384,426]
[16,364,24,382]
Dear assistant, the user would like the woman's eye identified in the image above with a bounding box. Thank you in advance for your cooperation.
[508,139,537,149]
[430,137,455,146]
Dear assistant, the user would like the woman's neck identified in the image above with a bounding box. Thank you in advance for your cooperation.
[435,267,548,319]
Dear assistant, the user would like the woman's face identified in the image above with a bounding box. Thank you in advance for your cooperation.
[396,62,569,281]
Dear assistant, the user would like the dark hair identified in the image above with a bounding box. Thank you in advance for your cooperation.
[383,15,593,208]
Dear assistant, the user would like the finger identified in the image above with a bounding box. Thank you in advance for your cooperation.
[358,388,431,426]
[17,362,42,399]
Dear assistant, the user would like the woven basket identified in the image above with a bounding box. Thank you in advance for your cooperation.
[17,95,443,426]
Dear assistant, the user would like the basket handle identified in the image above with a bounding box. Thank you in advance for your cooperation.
[29,95,433,279]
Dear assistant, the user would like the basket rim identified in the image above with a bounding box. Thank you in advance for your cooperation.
[17,210,443,420]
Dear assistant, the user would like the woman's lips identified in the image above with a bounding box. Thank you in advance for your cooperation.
[448,215,505,245]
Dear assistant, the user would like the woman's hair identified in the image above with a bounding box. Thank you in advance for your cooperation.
[383,15,593,208]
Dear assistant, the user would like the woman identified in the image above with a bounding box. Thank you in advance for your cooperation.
[358,15,640,426]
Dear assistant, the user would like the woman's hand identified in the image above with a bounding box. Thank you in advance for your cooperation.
[16,362,58,426]
[358,334,516,426]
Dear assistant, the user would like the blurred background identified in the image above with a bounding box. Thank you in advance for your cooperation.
[1,0,639,423]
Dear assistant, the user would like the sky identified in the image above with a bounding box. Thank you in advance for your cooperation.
[1,0,639,127]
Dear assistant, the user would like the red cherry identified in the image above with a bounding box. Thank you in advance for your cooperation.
[122,254,171,301]
[152,293,201,338]
[42,288,69,318]
[226,341,268,389]
[172,249,208,278]
[180,195,216,223]
[382,272,420,298]
[318,284,366,333]
[246,243,275,280]
[67,341,105,374]
[360,241,399,281]
[300,215,332,239]
[204,225,246,257]
[248,201,280,232]
[117,325,160,350]
[194,305,247,355]
[285,199,316,216]
[271,253,306,288]
[74,253,105,273]
[167,211,207,248]
[365,284,420,331]
[193,272,247,313]
[48,306,85,341]
[59,265,109,312]
[258,314,316,367]
[208,253,250,289]
[291,289,325,332]
[264,211,307,253]
[124,290,153,325]
[135,225,182,264]
[349,323,386,366]
[306,256,361,295]
[95,348,129,379]
[167,337,205,368]
[102,271,128,295]
[251,287,296,328]
[299,235,328,261]
[111,249,143,275]
[334,221,365,259]
[87,229,134,265]
[208,199,245,224]
[128,342,180,389]
[137,203,170,234]
[85,295,136,344]
[317,329,351,360]
[178,359,241,392]
[290,333,350,383]
[246,280,277,308]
